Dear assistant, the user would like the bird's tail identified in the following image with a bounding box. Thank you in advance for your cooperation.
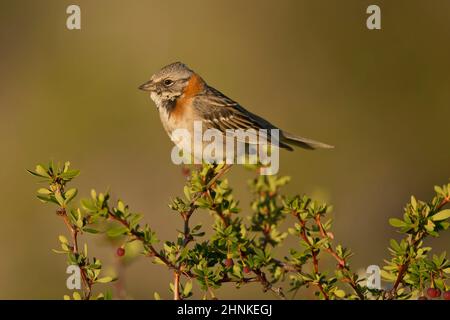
[281,131,334,150]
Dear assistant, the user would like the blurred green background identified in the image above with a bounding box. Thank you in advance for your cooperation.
[0,0,449,299]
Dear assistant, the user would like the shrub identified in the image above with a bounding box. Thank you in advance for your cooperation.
[29,161,450,300]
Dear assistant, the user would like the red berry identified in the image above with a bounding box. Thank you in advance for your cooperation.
[443,291,450,301]
[243,266,251,274]
[181,167,190,177]
[427,288,440,298]
[224,258,233,267]
[116,247,125,257]
[418,296,428,300]
[435,288,441,297]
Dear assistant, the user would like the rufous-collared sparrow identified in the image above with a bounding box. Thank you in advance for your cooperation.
[139,62,333,162]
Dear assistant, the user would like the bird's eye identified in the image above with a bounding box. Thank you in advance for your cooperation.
[163,79,174,86]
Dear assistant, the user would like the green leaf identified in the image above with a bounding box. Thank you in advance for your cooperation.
[74,209,84,229]
[72,292,81,300]
[37,195,58,205]
[389,218,406,228]
[37,188,51,195]
[431,209,450,221]
[434,186,444,195]
[440,221,450,230]
[425,219,435,232]
[96,276,113,283]
[58,235,68,244]
[154,257,166,265]
[183,281,193,297]
[106,225,128,238]
[60,170,80,181]
[95,293,105,300]
[410,196,417,210]
[105,291,113,300]
[129,214,143,229]
[117,200,125,213]
[81,199,96,212]
[63,161,71,172]
[381,270,397,281]
[154,292,161,300]
[183,186,191,201]
[64,188,78,204]
[334,289,346,298]
[389,239,401,252]
[52,249,67,254]
[35,165,50,178]
[54,191,65,207]
[83,228,100,234]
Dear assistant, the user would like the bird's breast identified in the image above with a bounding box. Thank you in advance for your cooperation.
[158,100,196,136]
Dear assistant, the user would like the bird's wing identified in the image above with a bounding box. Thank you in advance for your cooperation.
[193,86,293,150]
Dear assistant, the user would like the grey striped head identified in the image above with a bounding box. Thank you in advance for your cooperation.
[151,62,193,83]
[139,62,195,108]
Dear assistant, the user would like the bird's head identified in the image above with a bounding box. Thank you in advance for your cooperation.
[139,62,203,109]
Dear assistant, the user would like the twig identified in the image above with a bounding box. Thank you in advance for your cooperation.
[295,217,329,300]
[388,239,419,299]
[437,196,450,211]
[173,271,181,300]
[107,212,179,271]
[253,269,286,300]
[181,209,195,246]
[108,165,234,300]
[58,209,92,299]
[314,215,365,300]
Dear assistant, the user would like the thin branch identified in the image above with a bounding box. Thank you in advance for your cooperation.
[314,215,365,300]
[437,196,450,211]
[181,209,195,246]
[253,269,286,300]
[295,217,329,300]
[173,271,181,300]
[388,238,420,298]
[58,209,92,299]
[107,212,178,271]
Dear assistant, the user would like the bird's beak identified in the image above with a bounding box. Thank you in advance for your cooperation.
[138,80,156,92]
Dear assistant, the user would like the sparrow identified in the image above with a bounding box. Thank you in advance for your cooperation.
[139,62,333,159]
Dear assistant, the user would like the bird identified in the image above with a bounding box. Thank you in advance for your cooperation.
[139,62,333,163]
